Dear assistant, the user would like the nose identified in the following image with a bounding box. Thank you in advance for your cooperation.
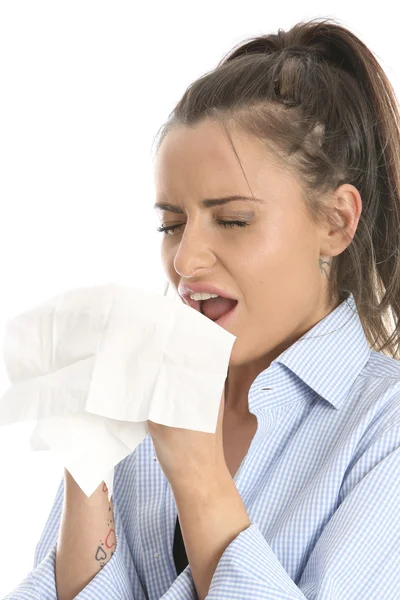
[172,222,216,279]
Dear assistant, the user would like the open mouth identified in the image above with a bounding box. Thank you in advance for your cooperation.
[200,297,238,323]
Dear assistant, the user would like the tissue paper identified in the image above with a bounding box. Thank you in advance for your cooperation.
[0,283,236,499]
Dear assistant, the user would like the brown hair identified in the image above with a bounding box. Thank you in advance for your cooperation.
[153,17,400,360]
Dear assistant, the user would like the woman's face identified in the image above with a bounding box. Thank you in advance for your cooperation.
[154,119,342,367]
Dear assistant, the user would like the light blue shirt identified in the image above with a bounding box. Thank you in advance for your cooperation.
[6,293,400,599]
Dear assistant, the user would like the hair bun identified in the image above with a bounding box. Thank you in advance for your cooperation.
[219,35,318,69]
[218,36,277,65]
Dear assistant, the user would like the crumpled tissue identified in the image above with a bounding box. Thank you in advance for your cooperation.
[0,283,236,500]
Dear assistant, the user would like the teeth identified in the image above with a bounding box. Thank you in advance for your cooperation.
[189,292,219,301]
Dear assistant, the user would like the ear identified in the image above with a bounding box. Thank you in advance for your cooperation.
[319,184,363,258]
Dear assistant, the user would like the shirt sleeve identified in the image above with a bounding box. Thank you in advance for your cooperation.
[159,566,198,599]
[5,477,148,600]
[204,422,400,600]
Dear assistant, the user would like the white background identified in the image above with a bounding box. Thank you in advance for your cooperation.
[0,1,398,596]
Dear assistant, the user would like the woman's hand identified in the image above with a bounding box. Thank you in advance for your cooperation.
[147,386,227,489]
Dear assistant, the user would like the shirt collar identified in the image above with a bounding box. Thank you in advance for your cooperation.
[250,293,371,411]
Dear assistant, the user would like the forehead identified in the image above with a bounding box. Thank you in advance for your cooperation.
[153,119,305,212]
[154,120,274,194]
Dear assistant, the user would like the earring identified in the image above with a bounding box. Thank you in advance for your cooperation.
[163,281,170,296]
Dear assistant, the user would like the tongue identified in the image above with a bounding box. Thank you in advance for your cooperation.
[202,297,237,321]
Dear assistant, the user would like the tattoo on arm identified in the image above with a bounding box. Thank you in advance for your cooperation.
[94,485,116,570]
[105,527,116,548]
[95,528,115,570]
[95,545,106,563]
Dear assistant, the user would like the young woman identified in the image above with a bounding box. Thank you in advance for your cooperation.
[9,17,400,600]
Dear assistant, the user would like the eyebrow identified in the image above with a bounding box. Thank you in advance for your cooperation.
[153,195,265,213]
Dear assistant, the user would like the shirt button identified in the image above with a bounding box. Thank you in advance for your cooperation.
[154,552,159,558]
[153,455,157,461]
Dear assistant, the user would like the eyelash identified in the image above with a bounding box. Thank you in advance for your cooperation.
[156,220,250,235]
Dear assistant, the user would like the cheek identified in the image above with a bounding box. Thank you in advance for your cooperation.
[241,225,319,308]
[161,247,175,276]
[262,215,318,271]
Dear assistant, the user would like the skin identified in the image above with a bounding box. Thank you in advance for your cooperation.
[151,118,363,599]
[54,119,363,600]
[150,120,363,598]
[154,118,363,420]
[55,471,115,600]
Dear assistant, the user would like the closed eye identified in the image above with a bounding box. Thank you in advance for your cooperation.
[156,220,250,235]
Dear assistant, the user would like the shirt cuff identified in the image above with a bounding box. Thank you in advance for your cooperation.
[29,534,135,600]
[207,523,306,599]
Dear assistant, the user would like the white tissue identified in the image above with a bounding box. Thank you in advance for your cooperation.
[0,283,236,499]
